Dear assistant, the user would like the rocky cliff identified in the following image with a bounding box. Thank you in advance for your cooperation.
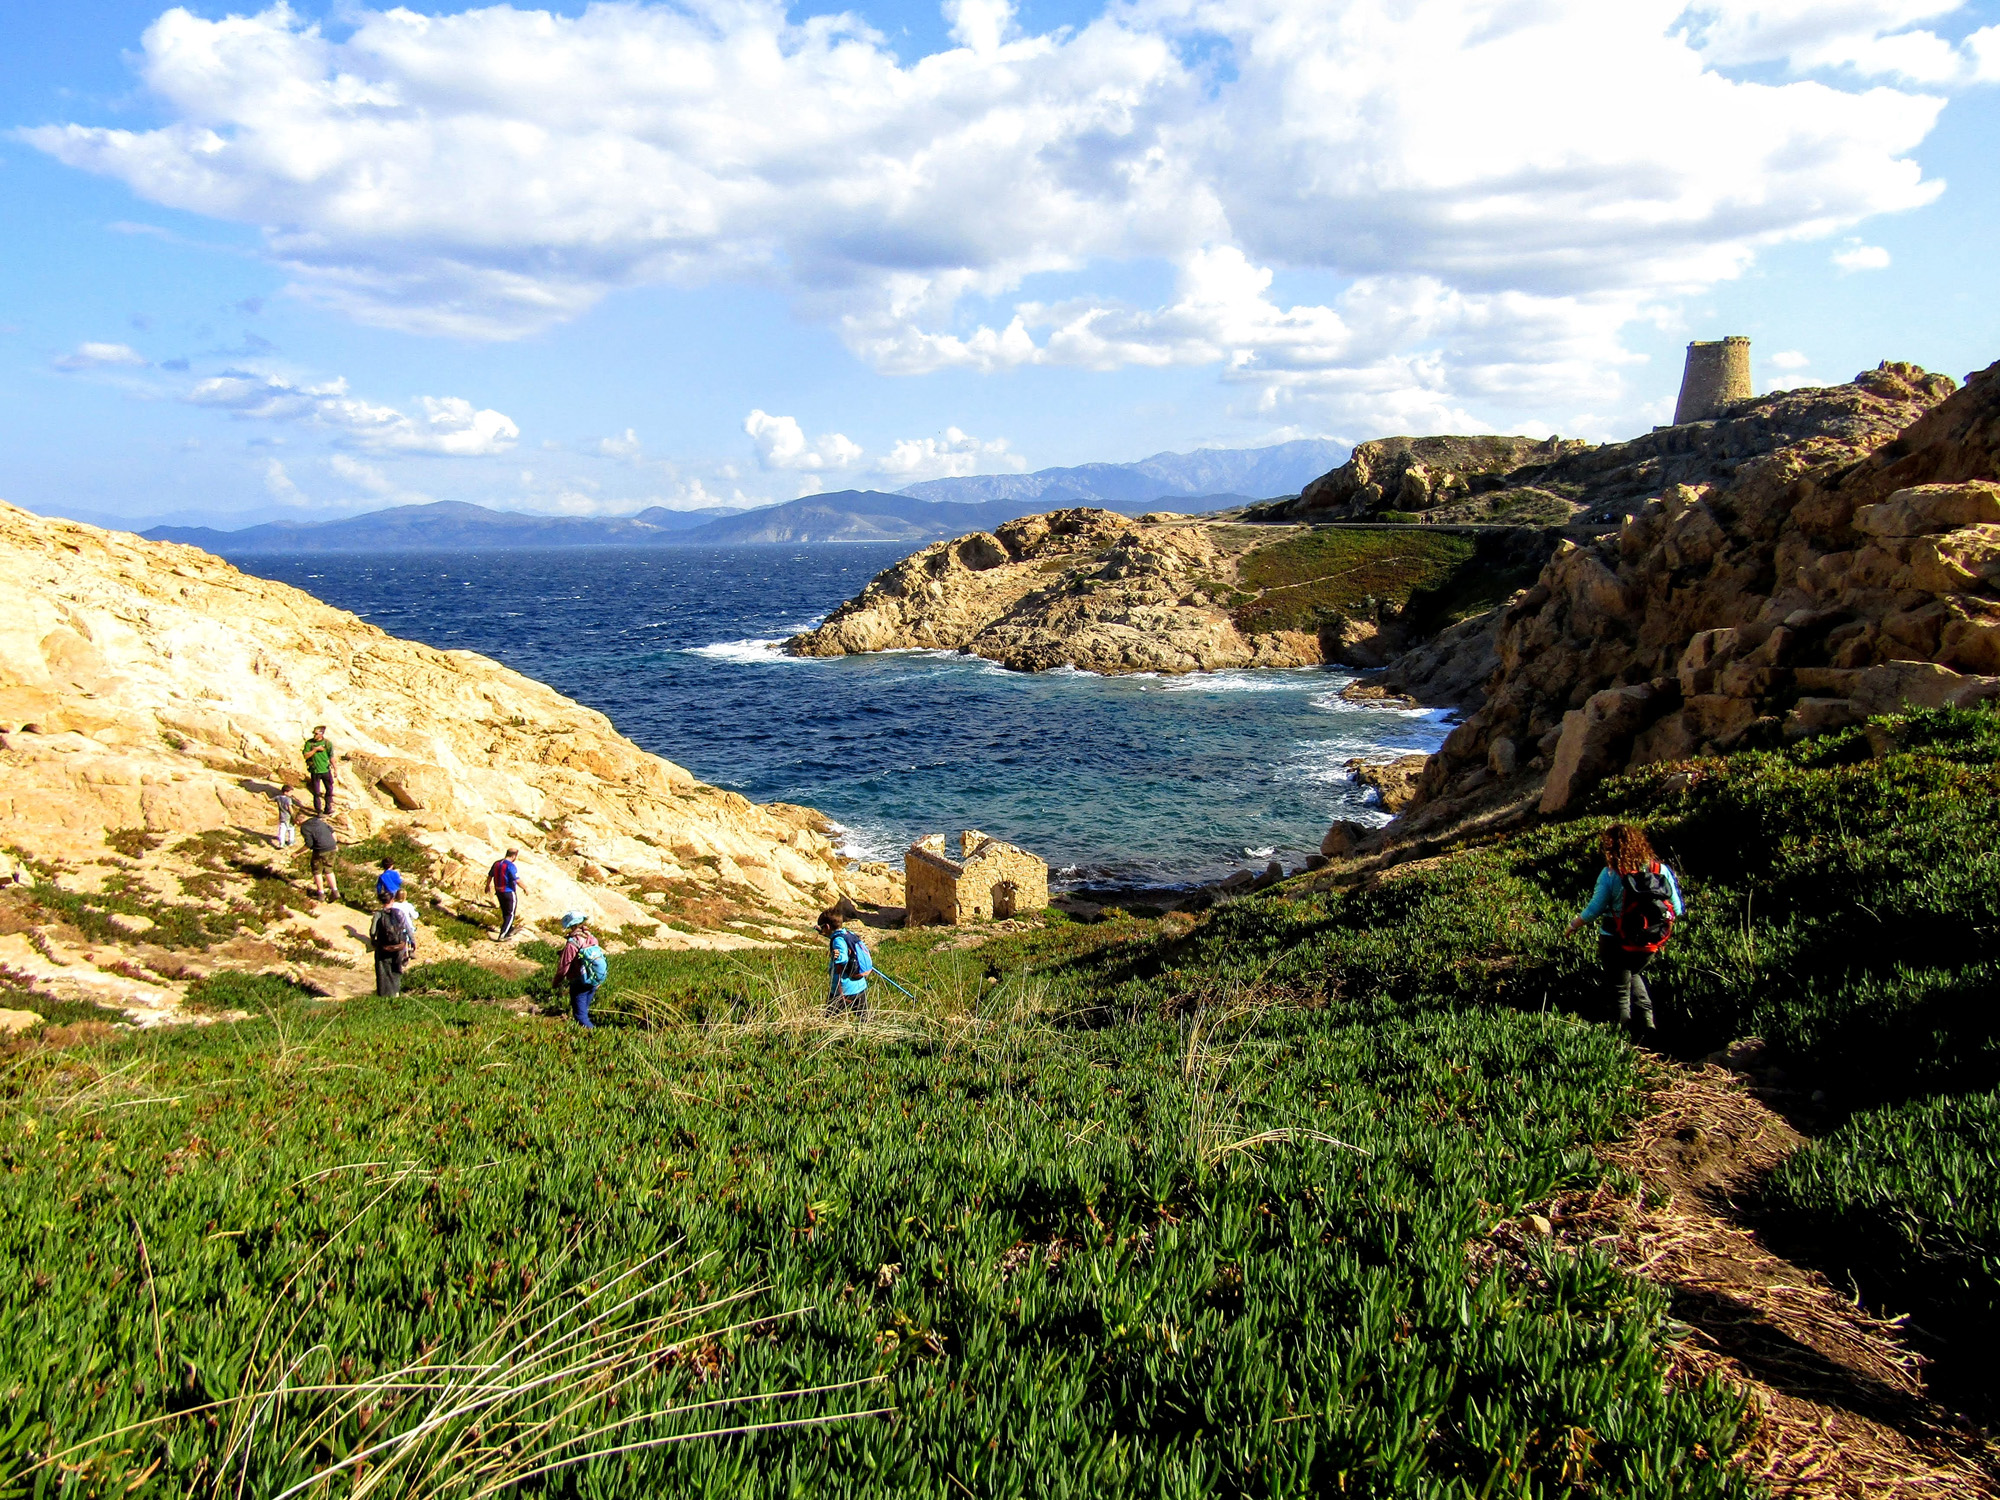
[786,508,1331,674]
[1385,359,2000,836]
[1278,371,1953,532]
[0,501,891,1026]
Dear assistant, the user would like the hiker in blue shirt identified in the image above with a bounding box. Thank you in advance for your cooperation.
[376,859,403,903]
[819,908,869,1020]
[1565,823,1684,1037]
[484,847,523,940]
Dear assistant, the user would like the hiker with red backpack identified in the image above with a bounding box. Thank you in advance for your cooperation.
[1565,823,1683,1038]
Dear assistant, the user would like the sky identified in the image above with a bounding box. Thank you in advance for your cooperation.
[2,0,1997,529]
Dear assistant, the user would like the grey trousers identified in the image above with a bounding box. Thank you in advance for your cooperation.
[375,952,405,998]
[1598,936,1654,1031]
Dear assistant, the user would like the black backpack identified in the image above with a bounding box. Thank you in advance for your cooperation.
[1613,865,1676,953]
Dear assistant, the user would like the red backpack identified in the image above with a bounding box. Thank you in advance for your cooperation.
[1613,864,1676,954]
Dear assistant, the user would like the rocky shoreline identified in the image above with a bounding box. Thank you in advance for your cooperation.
[0,501,899,1027]
[789,357,2000,872]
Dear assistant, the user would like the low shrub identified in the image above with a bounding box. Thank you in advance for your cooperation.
[400,959,524,1002]
[1763,1087,2000,1384]
[183,969,316,1013]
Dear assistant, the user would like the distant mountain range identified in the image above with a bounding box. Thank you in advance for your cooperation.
[138,440,1345,553]
[895,439,1344,506]
[141,499,741,554]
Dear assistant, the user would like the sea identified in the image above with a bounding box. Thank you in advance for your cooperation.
[235,545,1452,889]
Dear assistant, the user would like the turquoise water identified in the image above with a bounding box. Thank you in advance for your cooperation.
[238,546,1451,887]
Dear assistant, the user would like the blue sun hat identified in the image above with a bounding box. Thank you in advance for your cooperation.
[561,911,588,930]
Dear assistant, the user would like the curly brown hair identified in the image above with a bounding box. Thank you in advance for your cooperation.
[1599,823,1658,874]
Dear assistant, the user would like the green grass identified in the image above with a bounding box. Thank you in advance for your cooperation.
[401,957,528,1002]
[0,989,1752,1497]
[1232,530,1477,634]
[1762,1087,2000,1388]
[4,708,1998,1494]
[182,969,319,1014]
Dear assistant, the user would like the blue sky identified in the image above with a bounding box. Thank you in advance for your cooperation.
[2,0,1996,529]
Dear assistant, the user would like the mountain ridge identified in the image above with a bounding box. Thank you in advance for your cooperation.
[125,441,1335,552]
[895,438,1343,505]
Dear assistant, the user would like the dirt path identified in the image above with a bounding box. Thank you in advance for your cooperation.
[1595,1061,1998,1497]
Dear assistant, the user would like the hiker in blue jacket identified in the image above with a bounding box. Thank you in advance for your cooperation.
[819,908,869,1021]
[1566,823,1683,1036]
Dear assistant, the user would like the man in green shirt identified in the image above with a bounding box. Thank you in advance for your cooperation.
[302,725,336,815]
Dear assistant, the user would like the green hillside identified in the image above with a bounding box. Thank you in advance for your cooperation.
[3,709,1996,1495]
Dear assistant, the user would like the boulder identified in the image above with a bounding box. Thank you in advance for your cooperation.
[1907,524,2000,594]
[1320,820,1371,858]
[1852,481,2000,536]
[1347,754,1430,811]
[1784,697,1867,739]
[1540,685,1658,813]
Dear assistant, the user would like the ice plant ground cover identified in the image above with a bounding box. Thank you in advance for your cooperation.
[2,708,1995,1495]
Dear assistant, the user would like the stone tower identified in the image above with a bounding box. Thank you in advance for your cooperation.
[1673,337,1753,425]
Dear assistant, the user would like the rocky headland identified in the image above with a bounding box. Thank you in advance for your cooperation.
[1383,357,2000,844]
[786,357,2000,885]
[785,506,1550,677]
[0,501,896,1029]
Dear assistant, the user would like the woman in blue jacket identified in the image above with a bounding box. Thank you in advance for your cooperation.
[1565,823,1683,1036]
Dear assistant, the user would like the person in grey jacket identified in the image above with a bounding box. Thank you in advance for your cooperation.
[370,890,412,997]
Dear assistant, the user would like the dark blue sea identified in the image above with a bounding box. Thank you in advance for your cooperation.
[234,546,1450,887]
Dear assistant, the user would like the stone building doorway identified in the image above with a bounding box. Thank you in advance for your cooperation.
[993,881,1018,919]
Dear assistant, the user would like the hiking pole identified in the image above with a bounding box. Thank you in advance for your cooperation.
[869,968,920,1000]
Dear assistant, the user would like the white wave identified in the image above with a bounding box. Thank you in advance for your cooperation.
[1244,846,1275,859]
[1155,667,1343,694]
[832,821,906,863]
[681,637,812,665]
[1307,689,1446,718]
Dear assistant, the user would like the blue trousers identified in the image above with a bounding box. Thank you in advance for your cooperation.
[571,984,596,1029]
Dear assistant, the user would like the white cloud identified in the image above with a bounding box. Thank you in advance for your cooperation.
[328,452,436,507]
[54,341,148,370]
[23,0,1966,427]
[329,453,393,493]
[262,457,307,505]
[186,371,519,454]
[595,428,643,461]
[744,409,1021,482]
[1769,349,1811,369]
[1832,242,1893,270]
[1683,1,1998,83]
[744,410,864,471]
[877,427,1025,480]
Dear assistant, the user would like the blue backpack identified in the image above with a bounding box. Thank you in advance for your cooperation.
[835,929,873,981]
[577,943,608,987]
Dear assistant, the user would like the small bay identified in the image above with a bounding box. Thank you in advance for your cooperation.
[236,544,1451,886]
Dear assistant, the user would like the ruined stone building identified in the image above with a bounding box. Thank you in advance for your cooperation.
[904,830,1050,926]
[1673,337,1753,424]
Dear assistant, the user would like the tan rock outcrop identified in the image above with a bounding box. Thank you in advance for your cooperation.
[0,500,890,1021]
[1347,755,1429,812]
[1392,358,2000,825]
[787,508,1329,675]
[1291,435,1585,520]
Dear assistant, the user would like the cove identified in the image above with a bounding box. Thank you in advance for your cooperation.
[233,544,1451,886]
